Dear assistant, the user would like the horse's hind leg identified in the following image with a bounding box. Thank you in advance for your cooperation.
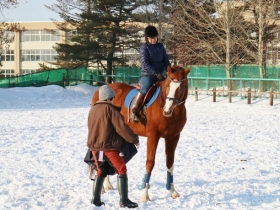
[165,135,180,199]
[103,175,114,192]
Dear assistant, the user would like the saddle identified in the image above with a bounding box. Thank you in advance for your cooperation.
[135,82,158,107]
[128,82,160,125]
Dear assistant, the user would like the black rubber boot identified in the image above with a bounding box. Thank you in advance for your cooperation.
[117,174,138,208]
[91,176,105,206]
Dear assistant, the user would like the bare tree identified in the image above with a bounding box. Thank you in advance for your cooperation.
[169,0,257,89]
[132,0,172,42]
[245,0,280,83]
[0,0,18,11]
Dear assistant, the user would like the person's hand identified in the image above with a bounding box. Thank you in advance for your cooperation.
[155,74,165,81]
[135,143,140,149]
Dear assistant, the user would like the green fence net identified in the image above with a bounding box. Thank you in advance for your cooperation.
[0,65,280,91]
[188,65,280,91]
[0,67,101,88]
[114,66,141,84]
[188,65,280,78]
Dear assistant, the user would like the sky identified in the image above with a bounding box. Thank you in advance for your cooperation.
[2,0,148,22]
[1,84,280,209]
[3,0,62,22]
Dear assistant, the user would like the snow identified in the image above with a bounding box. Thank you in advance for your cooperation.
[1,84,280,210]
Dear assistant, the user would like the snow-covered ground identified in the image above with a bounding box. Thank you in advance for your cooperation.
[1,84,280,210]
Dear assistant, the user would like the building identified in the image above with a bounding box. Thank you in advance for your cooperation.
[0,21,141,77]
[1,22,64,77]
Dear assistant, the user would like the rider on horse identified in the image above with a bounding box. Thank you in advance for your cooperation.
[131,25,171,122]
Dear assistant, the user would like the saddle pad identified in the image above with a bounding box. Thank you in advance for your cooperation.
[124,86,160,108]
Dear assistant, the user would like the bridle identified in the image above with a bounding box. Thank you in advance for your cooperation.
[164,75,188,108]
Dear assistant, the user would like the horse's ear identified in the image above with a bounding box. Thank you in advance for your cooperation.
[167,65,173,73]
[185,66,191,75]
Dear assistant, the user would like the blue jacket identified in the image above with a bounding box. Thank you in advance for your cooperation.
[140,42,171,75]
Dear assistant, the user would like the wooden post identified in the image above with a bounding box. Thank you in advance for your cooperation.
[269,88,274,106]
[213,87,216,102]
[247,88,251,104]
[195,87,198,101]
[229,89,232,103]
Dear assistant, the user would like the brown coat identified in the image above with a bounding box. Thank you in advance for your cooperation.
[87,101,139,151]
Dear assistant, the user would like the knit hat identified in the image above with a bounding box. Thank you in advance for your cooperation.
[98,85,116,101]
[144,25,158,37]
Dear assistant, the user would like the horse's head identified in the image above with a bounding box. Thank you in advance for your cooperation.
[162,65,191,117]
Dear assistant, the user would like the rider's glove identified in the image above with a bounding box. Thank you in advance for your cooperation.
[155,74,165,81]
[135,143,140,149]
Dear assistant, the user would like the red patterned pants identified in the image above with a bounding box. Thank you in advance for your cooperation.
[92,150,127,177]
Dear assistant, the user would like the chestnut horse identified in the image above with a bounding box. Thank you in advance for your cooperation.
[91,65,191,202]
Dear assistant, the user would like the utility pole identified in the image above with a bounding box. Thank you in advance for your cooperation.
[158,0,163,41]
[225,0,232,90]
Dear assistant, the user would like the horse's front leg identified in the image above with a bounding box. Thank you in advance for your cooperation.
[167,165,180,198]
[165,135,180,199]
[140,135,160,202]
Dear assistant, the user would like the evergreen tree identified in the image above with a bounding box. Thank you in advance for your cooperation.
[47,0,143,83]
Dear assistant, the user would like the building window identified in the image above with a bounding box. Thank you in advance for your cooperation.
[20,69,37,75]
[21,30,61,42]
[266,46,280,65]
[41,30,61,41]
[114,48,139,62]
[21,49,57,62]
[0,69,14,77]
[274,5,280,16]
[1,50,15,61]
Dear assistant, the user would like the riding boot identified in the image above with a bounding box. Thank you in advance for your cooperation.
[117,174,138,208]
[131,92,145,122]
[91,176,105,206]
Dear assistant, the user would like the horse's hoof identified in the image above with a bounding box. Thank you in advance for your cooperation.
[104,185,114,191]
[140,195,150,202]
[141,185,150,202]
[171,191,180,199]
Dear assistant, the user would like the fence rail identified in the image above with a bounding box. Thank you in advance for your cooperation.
[191,87,279,106]
[188,77,280,96]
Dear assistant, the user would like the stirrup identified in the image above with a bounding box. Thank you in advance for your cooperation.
[130,111,140,122]
[132,112,147,125]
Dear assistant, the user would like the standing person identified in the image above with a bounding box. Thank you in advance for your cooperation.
[131,25,171,122]
[87,85,139,208]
